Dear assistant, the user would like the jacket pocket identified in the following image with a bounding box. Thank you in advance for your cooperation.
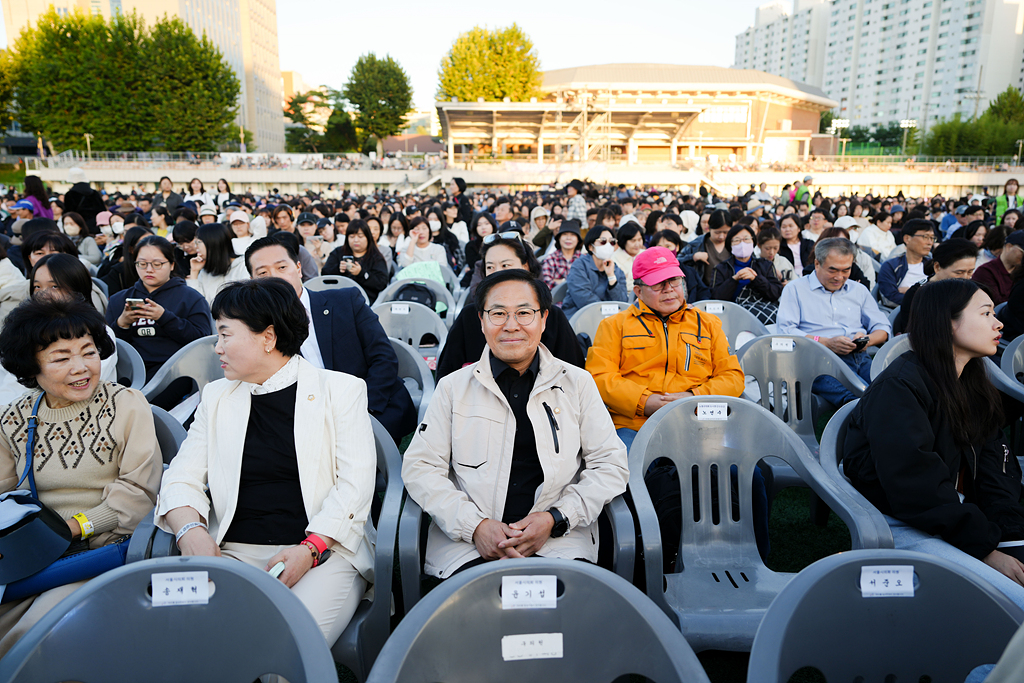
[452,402,504,468]
[622,334,655,351]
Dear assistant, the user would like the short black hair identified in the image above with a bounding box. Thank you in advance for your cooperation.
[24,230,79,261]
[211,278,308,357]
[244,234,299,274]
[0,295,115,388]
[583,225,615,252]
[195,223,235,277]
[616,221,642,248]
[475,269,552,316]
[136,235,176,264]
[31,253,94,307]
[172,220,198,244]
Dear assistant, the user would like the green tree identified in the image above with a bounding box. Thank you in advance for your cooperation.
[818,109,834,134]
[437,24,541,102]
[217,123,255,152]
[923,114,1024,156]
[985,86,1024,125]
[342,53,413,156]
[847,125,872,144]
[322,109,358,152]
[284,88,334,133]
[285,125,324,153]
[870,121,903,148]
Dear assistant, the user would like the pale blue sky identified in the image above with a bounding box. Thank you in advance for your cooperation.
[277,0,769,109]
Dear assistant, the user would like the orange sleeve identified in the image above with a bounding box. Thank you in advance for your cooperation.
[586,314,651,419]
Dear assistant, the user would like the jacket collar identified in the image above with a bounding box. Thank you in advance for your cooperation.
[629,297,690,324]
[474,344,564,397]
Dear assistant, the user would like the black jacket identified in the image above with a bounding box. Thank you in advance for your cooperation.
[322,250,389,303]
[435,301,585,380]
[64,182,106,231]
[709,257,783,303]
[998,278,1024,343]
[456,192,474,228]
[778,238,816,273]
[843,351,1024,559]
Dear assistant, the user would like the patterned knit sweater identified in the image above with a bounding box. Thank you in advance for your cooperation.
[0,382,162,548]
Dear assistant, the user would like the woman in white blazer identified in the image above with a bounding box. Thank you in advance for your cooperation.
[154,278,376,645]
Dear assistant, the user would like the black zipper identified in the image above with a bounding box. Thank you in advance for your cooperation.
[662,319,671,376]
[543,402,560,454]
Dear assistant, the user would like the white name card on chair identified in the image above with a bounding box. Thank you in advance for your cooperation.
[705,303,725,313]
[697,402,729,421]
[152,571,209,606]
[501,633,563,661]
[390,303,411,315]
[771,338,795,352]
[601,304,619,316]
[859,565,914,598]
[502,575,557,609]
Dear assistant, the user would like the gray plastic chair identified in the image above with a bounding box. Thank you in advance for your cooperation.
[996,301,1008,316]
[141,334,222,406]
[365,558,710,683]
[869,333,912,380]
[91,276,108,298]
[691,300,770,354]
[437,262,460,295]
[128,416,402,682]
[568,300,632,340]
[746,549,1024,683]
[629,396,892,653]
[372,301,447,366]
[114,338,146,391]
[305,274,371,304]
[1001,334,1024,383]
[377,278,457,329]
[453,285,471,319]
[398,495,635,614]
[0,556,337,683]
[389,337,435,425]
[151,405,189,466]
[551,281,568,305]
[887,304,901,330]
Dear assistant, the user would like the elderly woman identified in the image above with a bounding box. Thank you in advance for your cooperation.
[0,296,161,655]
[710,223,783,324]
[155,278,375,645]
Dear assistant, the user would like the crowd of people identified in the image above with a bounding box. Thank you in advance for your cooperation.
[1,165,1024,676]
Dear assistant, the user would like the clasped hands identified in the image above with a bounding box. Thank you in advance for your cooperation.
[473,512,555,560]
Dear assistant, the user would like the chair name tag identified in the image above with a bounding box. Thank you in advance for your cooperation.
[601,304,619,316]
[391,303,410,315]
[705,303,725,313]
[771,338,795,352]
[860,565,914,598]
[697,402,729,421]
[152,571,209,606]
[502,575,557,609]
[501,633,563,661]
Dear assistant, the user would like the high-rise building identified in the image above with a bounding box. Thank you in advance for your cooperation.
[733,0,830,90]
[1,0,286,152]
[735,0,1024,130]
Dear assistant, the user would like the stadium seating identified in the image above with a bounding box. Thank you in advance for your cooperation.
[304,275,371,304]
[114,338,146,391]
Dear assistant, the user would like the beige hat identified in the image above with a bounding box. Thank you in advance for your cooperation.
[747,198,763,211]
[229,210,250,224]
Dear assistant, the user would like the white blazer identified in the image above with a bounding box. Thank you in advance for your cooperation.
[155,357,376,579]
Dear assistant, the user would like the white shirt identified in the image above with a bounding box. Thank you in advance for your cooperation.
[251,355,299,395]
[298,288,326,370]
[899,260,927,289]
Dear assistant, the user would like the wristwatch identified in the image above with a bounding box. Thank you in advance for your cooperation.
[548,508,569,538]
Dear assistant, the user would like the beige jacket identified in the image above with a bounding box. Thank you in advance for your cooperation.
[402,344,629,578]
[155,357,376,579]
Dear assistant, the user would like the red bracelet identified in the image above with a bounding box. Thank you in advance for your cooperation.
[305,534,328,555]
[300,539,322,567]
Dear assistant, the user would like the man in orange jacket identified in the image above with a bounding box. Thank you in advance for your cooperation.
[586,246,744,451]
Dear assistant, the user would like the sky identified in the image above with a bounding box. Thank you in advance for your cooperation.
[277,0,770,110]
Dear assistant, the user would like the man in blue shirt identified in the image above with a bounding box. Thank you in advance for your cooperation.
[777,238,891,406]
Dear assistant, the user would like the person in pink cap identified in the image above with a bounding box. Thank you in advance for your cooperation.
[586,246,743,452]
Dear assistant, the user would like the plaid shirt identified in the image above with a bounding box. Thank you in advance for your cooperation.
[565,194,587,224]
[541,250,579,289]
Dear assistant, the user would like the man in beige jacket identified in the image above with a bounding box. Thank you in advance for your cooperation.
[402,269,629,579]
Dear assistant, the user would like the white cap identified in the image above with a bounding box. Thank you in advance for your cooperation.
[229,210,250,224]
[834,216,858,230]
[199,204,218,217]
[67,167,87,184]
[619,214,639,228]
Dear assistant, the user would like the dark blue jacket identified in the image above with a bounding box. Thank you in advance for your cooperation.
[878,254,930,307]
[560,254,627,319]
[106,277,213,379]
[307,288,417,442]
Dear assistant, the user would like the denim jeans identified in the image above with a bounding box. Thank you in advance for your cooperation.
[812,350,872,407]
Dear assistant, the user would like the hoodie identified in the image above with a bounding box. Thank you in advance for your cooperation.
[106,276,213,379]
[529,205,554,251]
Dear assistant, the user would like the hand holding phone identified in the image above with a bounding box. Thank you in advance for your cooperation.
[853,335,870,351]
[125,298,145,312]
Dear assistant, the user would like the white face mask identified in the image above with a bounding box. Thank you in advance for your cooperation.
[100,225,113,237]
[111,221,125,235]
[428,220,442,234]
[594,243,615,261]
[63,222,80,236]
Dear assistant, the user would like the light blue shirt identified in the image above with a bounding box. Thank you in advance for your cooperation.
[776,272,891,339]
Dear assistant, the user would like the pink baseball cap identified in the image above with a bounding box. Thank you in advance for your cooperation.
[632,246,684,285]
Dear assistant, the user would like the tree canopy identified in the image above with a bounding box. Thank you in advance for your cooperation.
[342,53,413,156]
[437,24,541,103]
[923,87,1024,156]
[9,9,239,151]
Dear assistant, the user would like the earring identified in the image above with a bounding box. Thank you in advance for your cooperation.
[265,347,272,354]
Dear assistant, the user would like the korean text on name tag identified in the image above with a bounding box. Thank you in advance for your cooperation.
[152,571,210,606]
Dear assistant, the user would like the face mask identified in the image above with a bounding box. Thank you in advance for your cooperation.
[732,242,755,260]
[428,220,442,234]
[112,222,125,235]
[594,243,615,261]
[63,222,80,236]
[100,225,113,237]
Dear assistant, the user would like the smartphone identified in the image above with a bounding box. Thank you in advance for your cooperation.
[342,255,355,262]
[268,561,285,579]
[853,335,870,351]
[125,298,145,311]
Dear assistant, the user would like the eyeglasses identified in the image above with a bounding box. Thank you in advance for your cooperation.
[911,233,936,242]
[593,238,613,246]
[135,260,170,270]
[639,277,684,293]
[483,308,540,326]
[482,231,524,245]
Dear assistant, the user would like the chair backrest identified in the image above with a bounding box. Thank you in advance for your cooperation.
[987,356,1024,404]
[747,549,1024,683]
[388,338,435,424]
[887,304,901,330]
[737,335,868,442]
[91,276,108,298]
[372,301,447,355]
[304,275,370,304]
[996,301,1008,316]
[377,277,457,327]
[551,281,568,305]
[0,556,337,683]
[1002,335,1024,384]
[453,285,471,319]
[869,333,912,380]
[365,558,710,683]
[151,405,189,465]
[690,300,770,353]
[437,262,460,294]
[141,335,222,402]
[568,300,632,340]
[114,339,146,391]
